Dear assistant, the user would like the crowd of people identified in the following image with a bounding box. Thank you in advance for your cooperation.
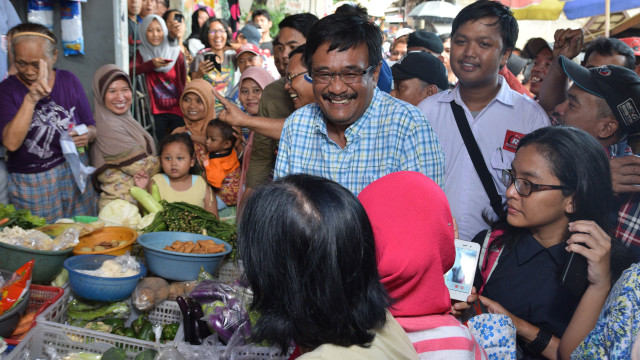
[2,0,640,358]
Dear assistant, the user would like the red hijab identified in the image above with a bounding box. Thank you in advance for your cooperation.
[358,171,455,317]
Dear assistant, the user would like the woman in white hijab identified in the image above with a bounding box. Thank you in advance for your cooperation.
[130,14,186,142]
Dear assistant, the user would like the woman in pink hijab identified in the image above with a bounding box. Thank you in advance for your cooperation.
[358,171,486,359]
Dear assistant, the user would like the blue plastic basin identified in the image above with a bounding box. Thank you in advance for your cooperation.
[137,232,231,281]
[63,254,146,301]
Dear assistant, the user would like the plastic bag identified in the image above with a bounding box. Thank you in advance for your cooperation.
[50,226,81,251]
[77,255,140,277]
[189,280,235,304]
[0,260,33,315]
[60,128,95,193]
[132,277,170,312]
[168,281,197,300]
[27,0,54,30]
[156,347,189,360]
[60,1,84,56]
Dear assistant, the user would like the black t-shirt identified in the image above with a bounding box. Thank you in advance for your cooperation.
[472,230,583,359]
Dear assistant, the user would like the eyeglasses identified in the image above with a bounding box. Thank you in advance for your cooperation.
[286,71,308,85]
[310,64,377,84]
[208,30,226,35]
[501,169,570,196]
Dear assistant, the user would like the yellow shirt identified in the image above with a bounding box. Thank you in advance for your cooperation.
[152,174,207,208]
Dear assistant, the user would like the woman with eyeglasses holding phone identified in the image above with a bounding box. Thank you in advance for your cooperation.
[470,126,631,360]
[189,18,236,100]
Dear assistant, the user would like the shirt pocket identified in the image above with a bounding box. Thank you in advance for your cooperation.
[490,147,514,193]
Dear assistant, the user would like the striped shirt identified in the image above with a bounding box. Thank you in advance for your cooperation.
[274,88,445,194]
[398,314,487,360]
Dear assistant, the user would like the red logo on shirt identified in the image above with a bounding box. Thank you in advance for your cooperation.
[503,130,525,153]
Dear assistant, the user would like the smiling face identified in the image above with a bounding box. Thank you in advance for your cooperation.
[450,17,509,90]
[160,141,194,181]
[207,21,227,51]
[285,53,314,109]
[180,92,207,122]
[529,47,553,96]
[146,19,164,46]
[13,38,56,86]
[236,51,262,73]
[311,42,379,130]
[104,78,132,115]
[239,78,263,115]
[140,0,156,18]
[506,144,573,233]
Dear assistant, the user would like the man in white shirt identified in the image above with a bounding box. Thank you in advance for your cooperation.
[418,0,549,240]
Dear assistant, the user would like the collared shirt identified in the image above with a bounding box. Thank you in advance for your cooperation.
[604,140,640,253]
[417,76,550,240]
[275,88,445,195]
[472,231,582,359]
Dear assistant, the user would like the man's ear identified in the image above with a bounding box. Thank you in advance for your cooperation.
[426,84,439,97]
[597,116,619,141]
[500,48,512,68]
[371,62,381,84]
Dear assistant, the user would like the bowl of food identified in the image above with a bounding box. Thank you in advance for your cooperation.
[0,242,73,284]
[73,227,138,256]
[0,270,31,338]
[137,232,231,281]
[63,255,146,301]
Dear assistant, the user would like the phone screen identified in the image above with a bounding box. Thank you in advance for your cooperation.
[444,246,478,294]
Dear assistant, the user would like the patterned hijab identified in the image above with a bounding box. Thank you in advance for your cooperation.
[90,65,155,172]
[358,171,456,317]
[138,14,181,73]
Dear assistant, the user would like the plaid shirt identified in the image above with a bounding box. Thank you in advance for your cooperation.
[275,88,445,195]
[606,141,640,249]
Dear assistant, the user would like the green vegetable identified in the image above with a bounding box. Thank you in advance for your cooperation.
[161,322,180,341]
[151,183,161,202]
[130,186,163,213]
[67,300,130,322]
[134,349,158,360]
[131,314,148,335]
[101,318,125,328]
[136,321,155,341]
[100,347,126,360]
[142,201,238,260]
[61,353,102,360]
[111,325,126,336]
[123,327,136,338]
[0,204,46,229]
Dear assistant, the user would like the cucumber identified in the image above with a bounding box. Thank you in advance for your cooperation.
[101,347,126,360]
[130,186,163,213]
[134,349,158,360]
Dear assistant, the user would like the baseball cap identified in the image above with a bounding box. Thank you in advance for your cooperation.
[558,55,640,133]
[236,43,261,57]
[407,30,444,54]
[238,24,261,47]
[620,37,640,56]
[522,37,552,59]
[507,53,530,77]
[391,52,448,90]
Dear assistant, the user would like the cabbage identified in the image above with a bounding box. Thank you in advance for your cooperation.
[98,199,141,228]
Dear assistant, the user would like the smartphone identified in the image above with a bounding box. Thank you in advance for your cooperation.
[174,14,183,23]
[560,250,589,298]
[444,239,481,302]
[163,59,173,63]
[203,52,222,73]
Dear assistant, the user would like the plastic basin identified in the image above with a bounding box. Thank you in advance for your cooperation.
[73,227,138,256]
[0,242,73,284]
[0,270,31,338]
[63,255,146,302]
[137,232,231,281]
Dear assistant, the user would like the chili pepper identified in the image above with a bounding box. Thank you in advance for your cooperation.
[112,324,126,336]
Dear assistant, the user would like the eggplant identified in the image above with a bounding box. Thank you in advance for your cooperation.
[176,296,189,316]
[188,298,212,339]
[184,308,202,345]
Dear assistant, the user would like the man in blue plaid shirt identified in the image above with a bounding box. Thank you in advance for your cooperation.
[274,11,444,195]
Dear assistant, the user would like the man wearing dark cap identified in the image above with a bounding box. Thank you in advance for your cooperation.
[237,23,261,47]
[407,30,444,60]
[554,55,640,258]
[390,52,448,106]
[521,37,553,97]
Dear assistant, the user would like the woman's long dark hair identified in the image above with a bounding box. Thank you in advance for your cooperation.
[490,126,631,281]
[188,8,209,40]
[238,175,389,352]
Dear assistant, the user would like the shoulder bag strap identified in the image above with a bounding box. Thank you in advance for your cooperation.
[450,101,504,217]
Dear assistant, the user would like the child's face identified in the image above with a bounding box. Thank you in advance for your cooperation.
[206,126,231,154]
[161,142,194,180]
[146,19,164,46]
[239,78,263,115]
[181,92,206,122]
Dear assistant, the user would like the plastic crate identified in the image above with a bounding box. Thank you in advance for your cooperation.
[5,285,64,346]
[177,343,292,360]
[18,287,184,358]
[213,260,244,284]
